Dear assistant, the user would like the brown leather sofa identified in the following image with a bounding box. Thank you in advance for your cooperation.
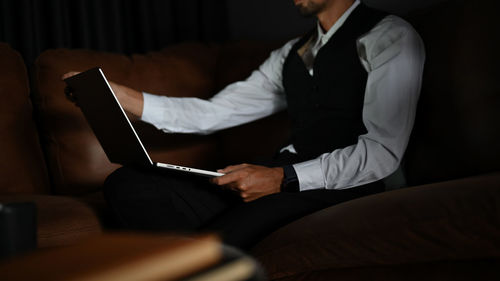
[1,0,499,280]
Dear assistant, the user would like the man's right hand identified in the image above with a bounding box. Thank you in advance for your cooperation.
[61,71,144,118]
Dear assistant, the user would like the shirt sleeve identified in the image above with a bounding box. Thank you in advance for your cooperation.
[140,39,298,135]
[293,15,426,191]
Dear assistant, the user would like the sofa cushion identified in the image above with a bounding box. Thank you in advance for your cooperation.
[404,0,500,185]
[0,43,50,195]
[0,195,101,248]
[33,43,220,195]
[272,259,500,281]
[251,172,500,280]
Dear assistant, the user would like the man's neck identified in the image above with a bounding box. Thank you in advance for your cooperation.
[316,0,355,32]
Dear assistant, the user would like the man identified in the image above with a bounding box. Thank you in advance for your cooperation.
[64,0,425,249]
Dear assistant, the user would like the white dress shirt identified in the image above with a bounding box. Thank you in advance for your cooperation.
[141,1,426,191]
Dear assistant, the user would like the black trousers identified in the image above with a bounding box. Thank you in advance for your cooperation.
[103,153,384,250]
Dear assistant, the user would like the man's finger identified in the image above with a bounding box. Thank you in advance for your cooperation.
[217,163,249,173]
[61,71,81,81]
[240,192,258,203]
[211,171,243,186]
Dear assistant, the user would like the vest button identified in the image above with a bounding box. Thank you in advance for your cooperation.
[312,85,319,92]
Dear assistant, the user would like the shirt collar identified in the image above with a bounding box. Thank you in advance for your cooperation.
[316,0,361,45]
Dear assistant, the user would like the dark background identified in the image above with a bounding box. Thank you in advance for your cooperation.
[0,0,446,67]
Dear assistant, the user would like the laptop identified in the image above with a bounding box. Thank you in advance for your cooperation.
[63,67,224,178]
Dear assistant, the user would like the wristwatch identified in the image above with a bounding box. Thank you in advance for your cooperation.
[281,165,299,192]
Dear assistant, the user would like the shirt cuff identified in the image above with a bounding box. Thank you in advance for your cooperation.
[141,92,167,126]
[293,158,326,191]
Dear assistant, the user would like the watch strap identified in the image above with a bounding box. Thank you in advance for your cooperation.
[282,165,299,192]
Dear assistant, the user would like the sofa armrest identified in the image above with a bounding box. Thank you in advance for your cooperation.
[252,172,500,280]
[0,43,50,195]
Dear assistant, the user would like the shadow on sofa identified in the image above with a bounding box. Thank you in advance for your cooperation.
[0,0,499,280]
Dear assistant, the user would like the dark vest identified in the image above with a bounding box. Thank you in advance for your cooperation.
[282,5,387,160]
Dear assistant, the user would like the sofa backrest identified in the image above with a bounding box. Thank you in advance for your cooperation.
[404,0,500,185]
[33,43,222,195]
[33,42,286,196]
[0,43,50,195]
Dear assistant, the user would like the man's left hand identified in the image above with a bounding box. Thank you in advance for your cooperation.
[210,164,284,202]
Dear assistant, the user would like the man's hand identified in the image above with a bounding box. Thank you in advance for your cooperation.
[61,71,144,117]
[210,164,284,202]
